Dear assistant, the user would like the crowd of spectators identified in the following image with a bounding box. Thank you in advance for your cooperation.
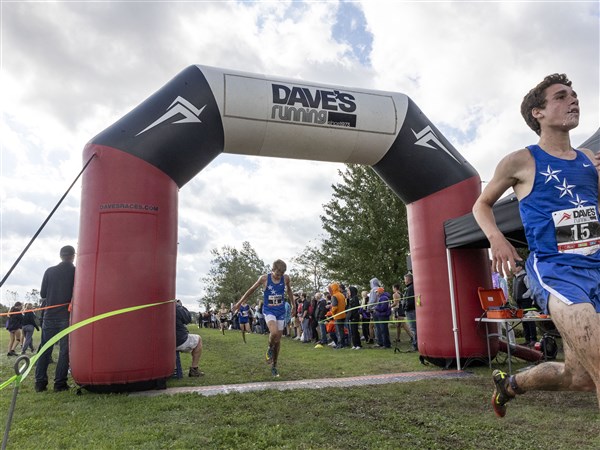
[198,277,418,351]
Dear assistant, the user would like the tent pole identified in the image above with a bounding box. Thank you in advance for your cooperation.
[446,248,461,370]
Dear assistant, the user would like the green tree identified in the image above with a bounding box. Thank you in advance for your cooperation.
[4,290,19,305]
[25,289,41,306]
[0,303,8,328]
[291,244,328,294]
[320,164,410,290]
[199,242,268,310]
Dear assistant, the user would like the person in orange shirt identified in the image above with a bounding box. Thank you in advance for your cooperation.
[329,282,347,349]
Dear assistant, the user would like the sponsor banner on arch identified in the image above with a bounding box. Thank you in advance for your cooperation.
[223,74,397,135]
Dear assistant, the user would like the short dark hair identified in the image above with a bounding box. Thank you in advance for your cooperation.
[521,73,572,136]
[60,245,75,258]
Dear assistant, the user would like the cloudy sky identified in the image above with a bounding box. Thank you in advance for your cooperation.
[1,1,598,311]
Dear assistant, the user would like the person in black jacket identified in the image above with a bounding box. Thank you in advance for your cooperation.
[175,300,204,377]
[21,303,39,355]
[314,293,328,346]
[6,302,23,356]
[347,286,362,349]
[402,273,418,352]
[35,245,75,392]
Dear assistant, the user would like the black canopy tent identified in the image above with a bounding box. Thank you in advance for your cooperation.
[444,128,600,249]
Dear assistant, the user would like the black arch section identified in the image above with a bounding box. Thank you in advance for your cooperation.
[373,98,478,204]
[91,66,224,187]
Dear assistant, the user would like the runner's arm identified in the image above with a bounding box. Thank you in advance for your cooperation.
[473,151,525,277]
[234,275,266,312]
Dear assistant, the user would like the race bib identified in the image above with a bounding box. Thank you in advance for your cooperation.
[268,295,283,305]
[552,206,600,255]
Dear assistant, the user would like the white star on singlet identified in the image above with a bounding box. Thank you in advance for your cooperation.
[540,165,561,183]
[555,178,576,198]
[569,194,588,208]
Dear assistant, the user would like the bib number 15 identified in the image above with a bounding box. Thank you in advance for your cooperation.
[571,223,591,240]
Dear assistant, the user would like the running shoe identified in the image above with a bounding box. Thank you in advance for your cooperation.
[271,366,279,377]
[491,369,513,418]
[266,346,273,364]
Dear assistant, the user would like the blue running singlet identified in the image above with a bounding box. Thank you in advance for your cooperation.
[520,145,600,265]
[239,304,250,324]
[263,273,286,318]
[521,145,600,313]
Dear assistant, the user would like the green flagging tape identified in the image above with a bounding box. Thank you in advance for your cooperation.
[0,299,175,392]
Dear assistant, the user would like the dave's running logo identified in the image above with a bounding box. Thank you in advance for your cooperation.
[556,211,572,225]
[271,84,357,128]
[136,96,206,136]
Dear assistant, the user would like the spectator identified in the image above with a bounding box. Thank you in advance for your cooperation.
[6,302,23,356]
[329,282,347,348]
[292,294,302,340]
[392,283,413,345]
[35,245,75,393]
[359,291,372,344]
[347,286,362,349]
[325,309,338,347]
[374,288,392,348]
[175,300,204,377]
[368,278,382,343]
[21,303,39,355]
[314,293,328,346]
[310,295,319,343]
[300,293,312,343]
[402,273,418,352]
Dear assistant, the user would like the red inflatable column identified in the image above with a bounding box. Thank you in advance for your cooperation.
[71,144,177,387]
[408,176,492,360]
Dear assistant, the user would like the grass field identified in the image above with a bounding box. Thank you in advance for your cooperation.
[0,325,598,449]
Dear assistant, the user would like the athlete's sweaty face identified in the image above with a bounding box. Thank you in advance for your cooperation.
[537,84,580,131]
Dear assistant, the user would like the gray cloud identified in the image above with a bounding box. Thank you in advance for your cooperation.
[2,1,598,312]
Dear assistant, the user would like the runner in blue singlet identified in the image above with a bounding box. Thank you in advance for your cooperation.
[238,302,251,343]
[473,73,600,417]
[234,259,295,377]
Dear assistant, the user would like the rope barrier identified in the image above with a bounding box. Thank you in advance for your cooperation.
[0,153,96,289]
[317,294,421,324]
[0,303,70,317]
[0,298,176,392]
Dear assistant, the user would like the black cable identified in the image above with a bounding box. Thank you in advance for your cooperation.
[0,153,96,288]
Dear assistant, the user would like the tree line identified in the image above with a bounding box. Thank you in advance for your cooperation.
[199,164,410,311]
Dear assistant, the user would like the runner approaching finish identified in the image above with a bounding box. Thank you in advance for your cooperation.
[235,259,295,377]
[218,303,228,335]
[234,299,251,343]
[473,73,600,416]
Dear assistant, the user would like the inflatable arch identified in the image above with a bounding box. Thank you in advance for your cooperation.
[72,65,492,389]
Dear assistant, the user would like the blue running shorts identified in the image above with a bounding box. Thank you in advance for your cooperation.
[528,255,600,314]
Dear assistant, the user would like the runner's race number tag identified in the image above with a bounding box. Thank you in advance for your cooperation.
[553,206,600,254]
[268,295,283,305]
